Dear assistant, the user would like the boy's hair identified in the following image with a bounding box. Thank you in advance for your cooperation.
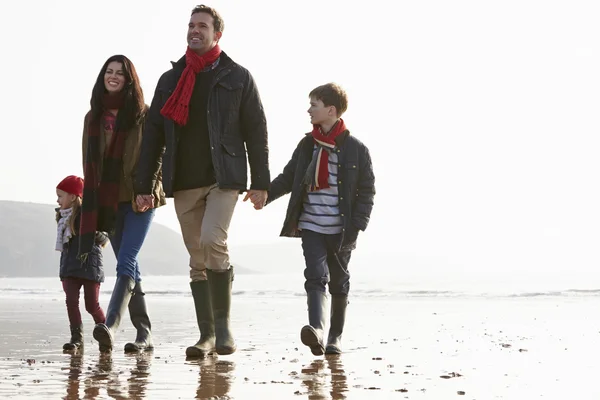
[191,4,225,33]
[309,83,348,117]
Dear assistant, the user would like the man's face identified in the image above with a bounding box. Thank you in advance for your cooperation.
[188,12,222,55]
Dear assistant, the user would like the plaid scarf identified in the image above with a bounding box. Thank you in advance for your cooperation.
[79,95,127,260]
[303,119,347,191]
[160,45,222,126]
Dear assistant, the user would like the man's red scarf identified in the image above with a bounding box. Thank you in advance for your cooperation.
[305,119,347,191]
[160,45,222,126]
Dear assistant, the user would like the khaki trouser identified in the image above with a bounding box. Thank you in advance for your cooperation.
[174,184,239,281]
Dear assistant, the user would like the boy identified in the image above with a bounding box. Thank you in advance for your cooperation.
[264,83,375,355]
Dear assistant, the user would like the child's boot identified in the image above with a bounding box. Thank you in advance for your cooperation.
[300,291,328,355]
[63,325,83,351]
[325,295,348,354]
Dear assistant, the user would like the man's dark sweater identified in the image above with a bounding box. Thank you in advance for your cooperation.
[173,68,218,191]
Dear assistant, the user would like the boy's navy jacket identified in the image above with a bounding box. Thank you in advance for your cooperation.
[267,130,375,250]
[57,209,107,283]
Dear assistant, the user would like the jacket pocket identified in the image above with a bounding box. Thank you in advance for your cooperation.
[216,81,243,91]
[344,161,359,175]
[85,245,104,269]
[341,224,359,251]
[216,80,243,111]
[221,143,248,187]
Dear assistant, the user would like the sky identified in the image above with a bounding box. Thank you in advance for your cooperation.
[1,0,600,282]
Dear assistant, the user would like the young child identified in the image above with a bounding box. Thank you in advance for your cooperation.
[265,83,375,355]
[56,175,108,351]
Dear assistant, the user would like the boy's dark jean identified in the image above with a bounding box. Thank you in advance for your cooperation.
[62,277,105,326]
[301,229,352,295]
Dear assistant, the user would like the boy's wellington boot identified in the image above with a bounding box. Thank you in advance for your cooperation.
[93,275,135,352]
[185,280,216,358]
[325,295,348,354]
[124,282,154,353]
[207,268,236,355]
[300,291,328,356]
[63,325,84,351]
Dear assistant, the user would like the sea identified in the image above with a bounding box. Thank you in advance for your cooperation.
[1,273,599,301]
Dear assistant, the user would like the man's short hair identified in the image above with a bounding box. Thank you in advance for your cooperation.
[191,4,225,33]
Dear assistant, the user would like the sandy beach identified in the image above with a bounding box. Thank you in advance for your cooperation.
[1,275,599,399]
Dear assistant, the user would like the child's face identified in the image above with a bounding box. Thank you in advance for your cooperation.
[308,97,336,126]
[56,189,76,210]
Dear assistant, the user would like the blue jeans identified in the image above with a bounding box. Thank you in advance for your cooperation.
[301,229,352,295]
[109,202,155,282]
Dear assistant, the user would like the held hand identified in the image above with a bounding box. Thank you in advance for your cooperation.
[135,194,155,212]
[135,195,149,212]
[243,190,268,210]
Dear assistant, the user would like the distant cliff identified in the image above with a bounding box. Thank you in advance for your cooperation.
[0,201,259,277]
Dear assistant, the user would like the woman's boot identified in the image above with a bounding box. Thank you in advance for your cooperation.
[124,281,153,353]
[93,275,135,352]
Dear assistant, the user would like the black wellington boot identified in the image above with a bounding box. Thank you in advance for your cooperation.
[325,295,348,354]
[300,291,328,356]
[207,268,236,355]
[63,325,83,351]
[186,280,216,358]
[124,281,154,353]
[93,275,135,352]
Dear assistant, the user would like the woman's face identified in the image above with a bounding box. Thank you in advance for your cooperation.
[104,61,126,94]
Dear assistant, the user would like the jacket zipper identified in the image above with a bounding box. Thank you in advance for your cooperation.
[206,68,232,184]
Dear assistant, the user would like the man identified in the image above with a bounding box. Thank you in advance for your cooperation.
[265,83,375,355]
[135,4,269,358]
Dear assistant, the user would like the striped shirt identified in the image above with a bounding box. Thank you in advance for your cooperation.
[298,146,343,234]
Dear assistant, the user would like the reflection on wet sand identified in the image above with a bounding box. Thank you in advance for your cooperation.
[60,348,347,399]
[126,353,152,399]
[188,356,235,400]
[62,351,153,400]
[327,356,348,400]
[64,352,86,399]
[301,356,348,400]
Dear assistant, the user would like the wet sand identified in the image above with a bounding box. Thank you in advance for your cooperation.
[1,293,599,399]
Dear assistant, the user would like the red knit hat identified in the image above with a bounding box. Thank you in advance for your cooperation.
[57,175,84,198]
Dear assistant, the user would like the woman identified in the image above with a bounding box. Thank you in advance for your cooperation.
[79,55,165,353]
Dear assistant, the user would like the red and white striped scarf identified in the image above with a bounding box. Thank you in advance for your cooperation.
[304,119,347,191]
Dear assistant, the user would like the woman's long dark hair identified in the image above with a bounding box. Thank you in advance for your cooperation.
[89,55,145,131]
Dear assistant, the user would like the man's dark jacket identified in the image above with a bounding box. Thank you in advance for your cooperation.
[135,52,270,197]
[267,131,375,250]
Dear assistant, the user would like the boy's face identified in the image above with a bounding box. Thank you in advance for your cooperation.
[56,189,76,210]
[308,97,336,126]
